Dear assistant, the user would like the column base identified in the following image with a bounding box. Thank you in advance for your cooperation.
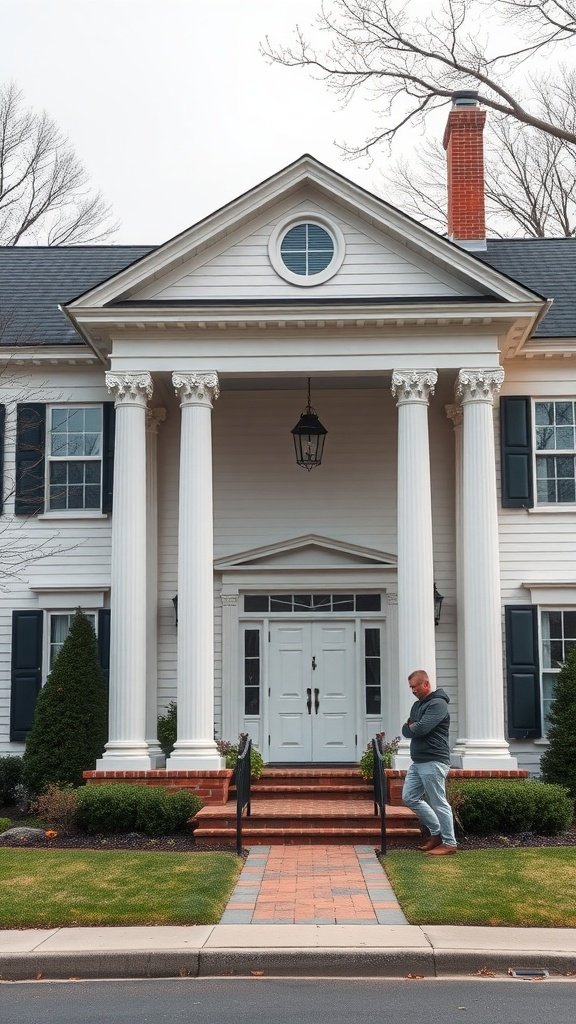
[96,755,160,771]
[392,754,413,771]
[452,744,518,770]
[144,744,167,769]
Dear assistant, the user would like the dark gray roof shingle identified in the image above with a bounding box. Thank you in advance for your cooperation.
[0,246,154,346]
[1,238,575,345]
[478,238,576,338]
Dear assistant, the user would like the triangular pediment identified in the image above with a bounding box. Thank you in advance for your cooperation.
[66,155,543,313]
[214,534,397,571]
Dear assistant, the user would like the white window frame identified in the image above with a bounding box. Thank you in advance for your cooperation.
[533,397,576,507]
[44,609,98,682]
[538,606,576,736]
[45,404,104,514]
[268,212,345,286]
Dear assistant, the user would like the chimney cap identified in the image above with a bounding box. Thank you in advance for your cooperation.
[451,90,480,107]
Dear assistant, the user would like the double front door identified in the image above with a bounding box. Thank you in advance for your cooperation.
[268,621,356,763]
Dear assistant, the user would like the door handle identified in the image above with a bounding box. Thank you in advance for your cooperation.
[312,656,317,671]
[306,688,312,715]
[314,687,320,714]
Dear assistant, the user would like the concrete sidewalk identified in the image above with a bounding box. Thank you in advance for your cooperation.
[1,924,575,980]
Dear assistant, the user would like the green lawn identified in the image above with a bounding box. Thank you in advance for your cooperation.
[0,849,241,929]
[383,848,576,927]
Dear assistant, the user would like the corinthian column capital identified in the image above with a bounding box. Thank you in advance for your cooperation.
[172,372,220,406]
[391,369,438,403]
[106,372,153,405]
[456,368,504,404]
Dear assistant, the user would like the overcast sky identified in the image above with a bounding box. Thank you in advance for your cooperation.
[5,0,409,244]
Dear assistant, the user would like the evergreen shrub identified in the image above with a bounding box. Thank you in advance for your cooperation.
[448,779,572,835]
[157,701,177,756]
[76,784,203,835]
[0,817,10,833]
[22,610,107,795]
[540,647,576,805]
[0,755,24,805]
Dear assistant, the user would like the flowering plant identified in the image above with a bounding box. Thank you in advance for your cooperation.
[44,829,58,840]
[359,733,401,780]
[216,735,265,779]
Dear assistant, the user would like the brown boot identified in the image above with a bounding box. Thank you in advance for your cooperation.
[417,835,442,852]
[425,844,458,856]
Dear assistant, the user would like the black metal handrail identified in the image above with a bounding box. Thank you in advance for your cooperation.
[235,735,252,855]
[371,735,387,856]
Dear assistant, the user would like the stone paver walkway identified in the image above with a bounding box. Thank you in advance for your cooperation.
[220,844,408,925]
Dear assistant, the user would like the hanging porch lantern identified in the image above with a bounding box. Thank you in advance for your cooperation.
[434,583,444,626]
[291,378,328,471]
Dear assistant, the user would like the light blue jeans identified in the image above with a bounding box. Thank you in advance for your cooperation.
[402,761,457,847]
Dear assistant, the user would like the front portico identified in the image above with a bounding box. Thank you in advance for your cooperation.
[65,156,546,776]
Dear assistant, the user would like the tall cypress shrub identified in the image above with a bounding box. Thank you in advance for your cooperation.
[22,610,108,794]
[540,647,576,804]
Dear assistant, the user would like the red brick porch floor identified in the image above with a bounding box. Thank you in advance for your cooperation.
[220,845,408,925]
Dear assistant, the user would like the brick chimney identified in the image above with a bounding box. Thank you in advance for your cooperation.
[443,90,486,250]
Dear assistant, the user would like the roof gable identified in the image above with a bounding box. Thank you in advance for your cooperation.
[214,534,397,571]
[66,156,544,312]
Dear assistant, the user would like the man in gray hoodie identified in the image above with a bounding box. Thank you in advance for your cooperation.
[401,669,457,855]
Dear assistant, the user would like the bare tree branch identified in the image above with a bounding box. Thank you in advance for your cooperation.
[262,0,576,153]
[0,82,118,246]
[383,106,576,236]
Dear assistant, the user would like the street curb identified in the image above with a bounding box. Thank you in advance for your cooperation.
[1,948,575,981]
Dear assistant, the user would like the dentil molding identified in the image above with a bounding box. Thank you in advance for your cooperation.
[106,372,153,402]
[391,369,438,403]
[456,368,505,403]
[172,372,220,404]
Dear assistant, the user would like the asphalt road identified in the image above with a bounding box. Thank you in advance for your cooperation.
[2,978,576,1024]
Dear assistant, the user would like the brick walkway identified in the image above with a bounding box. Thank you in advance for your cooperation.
[220,845,408,925]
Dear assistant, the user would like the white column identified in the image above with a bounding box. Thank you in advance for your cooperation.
[392,369,438,767]
[445,402,466,760]
[456,368,517,768]
[167,372,224,770]
[97,372,154,770]
[145,407,167,767]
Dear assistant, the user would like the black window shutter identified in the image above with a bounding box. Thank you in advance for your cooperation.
[0,404,5,515]
[10,610,43,741]
[101,402,115,514]
[15,404,46,516]
[97,608,111,692]
[500,396,533,508]
[505,605,541,739]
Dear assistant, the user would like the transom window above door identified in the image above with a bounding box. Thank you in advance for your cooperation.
[243,593,381,613]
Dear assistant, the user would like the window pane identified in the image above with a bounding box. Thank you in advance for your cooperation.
[332,594,354,611]
[563,611,576,638]
[66,409,85,432]
[311,594,331,611]
[281,224,306,250]
[535,426,555,450]
[68,462,83,484]
[535,402,553,426]
[555,426,574,450]
[245,660,260,686]
[245,688,260,715]
[550,640,563,666]
[365,659,380,687]
[84,408,102,432]
[50,462,67,484]
[294,594,312,610]
[271,595,293,612]
[244,595,269,612]
[85,485,101,509]
[245,630,259,657]
[365,628,380,657]
[356,595,381,611]
[556,401,573,425]
[557,477,576,502]
[548,611,562,636]
[84,432,101,456]
[51,409,68,429]
[366,688,381,714]
[68,486,83,509]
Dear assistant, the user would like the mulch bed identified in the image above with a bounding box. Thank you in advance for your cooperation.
[1,826,575,853]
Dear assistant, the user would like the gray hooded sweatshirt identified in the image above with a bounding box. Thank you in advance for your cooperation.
[401,687,451,765]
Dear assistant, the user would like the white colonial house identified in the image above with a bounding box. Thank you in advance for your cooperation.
[1,94,574,778]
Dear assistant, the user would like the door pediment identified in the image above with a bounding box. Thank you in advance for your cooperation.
[214,534,397,571]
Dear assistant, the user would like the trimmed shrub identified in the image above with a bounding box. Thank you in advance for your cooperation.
[76,784,203,835]
[540,647,576,804]
[448,779,573,836]
[31,784,79,832]
[0,755,24,805]
[157,701,177,756]
[22,610,107,795]
[0,817,10,833]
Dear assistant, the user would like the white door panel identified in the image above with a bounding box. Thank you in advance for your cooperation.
[268,621,356,763]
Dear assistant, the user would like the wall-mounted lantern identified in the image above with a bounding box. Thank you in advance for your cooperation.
[434,583,444,626]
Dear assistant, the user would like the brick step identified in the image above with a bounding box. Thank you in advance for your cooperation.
[257,769,365,786]
[194,825,421,848]
[249,783,372,799]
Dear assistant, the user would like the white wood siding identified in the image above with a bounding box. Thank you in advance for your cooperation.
[136,191,483,302]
